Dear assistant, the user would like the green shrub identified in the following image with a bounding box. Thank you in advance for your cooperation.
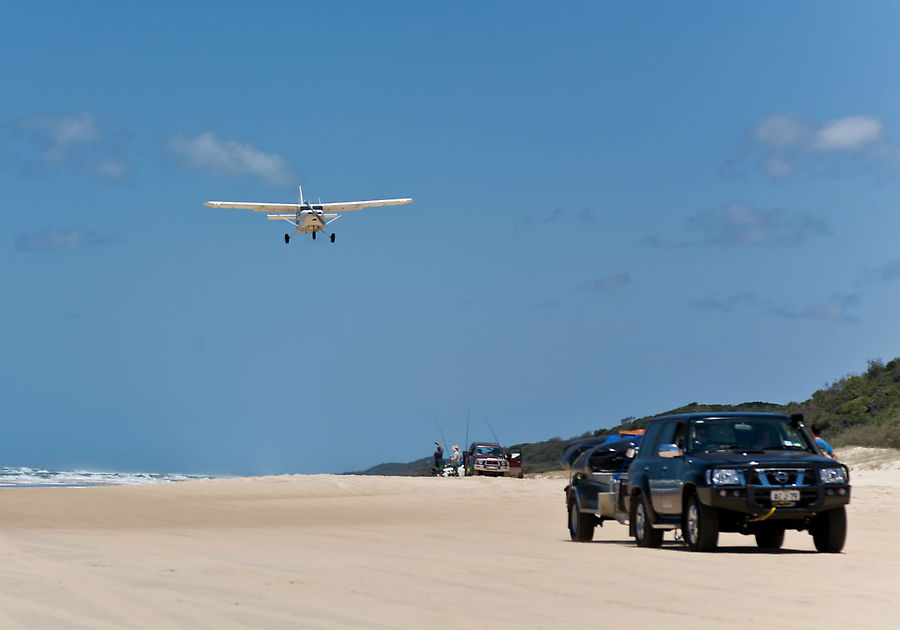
[833,422,900,450]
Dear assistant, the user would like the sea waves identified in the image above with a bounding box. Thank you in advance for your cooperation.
[0,466,215,487]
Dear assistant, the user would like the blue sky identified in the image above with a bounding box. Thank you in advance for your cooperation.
[3,1,900,475]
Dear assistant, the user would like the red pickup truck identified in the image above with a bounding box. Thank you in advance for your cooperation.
[465,442,523,478]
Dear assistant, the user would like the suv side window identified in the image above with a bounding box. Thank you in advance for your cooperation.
[657,422,676,447]
[673,422,686,450]
[637,422,665,459]
[657,421,686,451]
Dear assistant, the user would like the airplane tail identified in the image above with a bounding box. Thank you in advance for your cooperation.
[298,184,304,205]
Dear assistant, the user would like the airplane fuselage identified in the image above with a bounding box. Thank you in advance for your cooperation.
[295,209,326,233]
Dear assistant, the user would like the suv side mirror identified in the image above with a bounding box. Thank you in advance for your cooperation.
[658,443,682,459]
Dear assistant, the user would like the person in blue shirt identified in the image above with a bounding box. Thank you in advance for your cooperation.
[811,423,838,460]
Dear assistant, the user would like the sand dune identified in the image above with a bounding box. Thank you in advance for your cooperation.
[0,450,897,629]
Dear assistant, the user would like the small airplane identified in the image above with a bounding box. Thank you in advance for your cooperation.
[205,186,413,244]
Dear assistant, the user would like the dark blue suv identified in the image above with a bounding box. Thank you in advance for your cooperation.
[627,412,850,552]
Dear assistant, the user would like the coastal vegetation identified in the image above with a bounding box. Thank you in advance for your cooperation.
[358,356,900,475]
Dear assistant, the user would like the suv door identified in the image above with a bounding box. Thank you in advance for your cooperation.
[649,421,687,515]
[633,422,665,512]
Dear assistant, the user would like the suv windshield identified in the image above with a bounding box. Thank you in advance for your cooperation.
[474,446,504,456]
[688,418,812,453]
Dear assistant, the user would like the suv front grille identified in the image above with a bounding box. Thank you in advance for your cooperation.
[747,466,818,508]
[748,467,816,487]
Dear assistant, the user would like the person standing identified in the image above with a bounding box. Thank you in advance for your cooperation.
[433,442,444,474]
[450,445,462,472]
[811,423,838,460]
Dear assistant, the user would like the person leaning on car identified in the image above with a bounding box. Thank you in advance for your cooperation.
[811,424,838,460]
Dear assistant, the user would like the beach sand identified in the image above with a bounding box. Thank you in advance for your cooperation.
[1,449,898,629]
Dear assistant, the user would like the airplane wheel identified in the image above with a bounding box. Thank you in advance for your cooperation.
[312,231,316,240]
[330,233,335,243]
[284,234,290,244]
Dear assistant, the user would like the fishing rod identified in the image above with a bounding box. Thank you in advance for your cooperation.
[435,420,449,451]
[486,418,502,447]
[465,409,470,450]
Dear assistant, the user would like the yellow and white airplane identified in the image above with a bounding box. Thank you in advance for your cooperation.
[205,186,413,244]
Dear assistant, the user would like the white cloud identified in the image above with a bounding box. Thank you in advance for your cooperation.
[753,114,808,148]
[15,226,112,252]
[92,159,129,179]
[690,293,759,312]
[768,293,861,324]
[734,113,894,179]
[813,116,883,151]
[582,272,631,294]
[861,258,900,284]
[5,111,129,179]
[763,156,792,178]
[168,132,293,185]
[687,202,827,247]
[876,259,900,282]
[13,112,100,150]
[753,113,884,153]
[540,207,595,225]
[692,291,861,324]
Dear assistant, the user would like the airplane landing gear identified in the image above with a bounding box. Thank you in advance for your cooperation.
[298,229,334,244]
[284,234,290,244]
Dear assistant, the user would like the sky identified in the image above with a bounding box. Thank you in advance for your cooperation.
[3,1,900,475]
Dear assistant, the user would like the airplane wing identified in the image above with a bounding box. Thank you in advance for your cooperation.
[204,201,301,212]
[266,213,339,220]
[319,198,413,212]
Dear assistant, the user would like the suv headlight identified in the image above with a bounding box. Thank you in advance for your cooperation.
[819,467,846,484]
[707,469,744,485]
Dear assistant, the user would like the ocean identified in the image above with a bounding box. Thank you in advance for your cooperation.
[0,466,216,487]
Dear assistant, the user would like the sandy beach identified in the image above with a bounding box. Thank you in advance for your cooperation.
[1,449,898,629]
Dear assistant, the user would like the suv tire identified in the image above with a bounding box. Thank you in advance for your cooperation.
[684,493,719,552]
[812,506,846,553]
[632,493,663,548]
[568,493,595,542]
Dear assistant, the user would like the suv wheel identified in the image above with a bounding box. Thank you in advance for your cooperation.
[755,529,785,550]
[632,493,663,547]
[684,493,718,552]
[812,506,846,553]
[567,493,594,542]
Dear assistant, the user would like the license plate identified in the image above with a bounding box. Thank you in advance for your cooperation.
[770,489,800,502]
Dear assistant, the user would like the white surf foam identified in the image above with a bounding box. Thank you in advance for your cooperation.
[0,466,215,487]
